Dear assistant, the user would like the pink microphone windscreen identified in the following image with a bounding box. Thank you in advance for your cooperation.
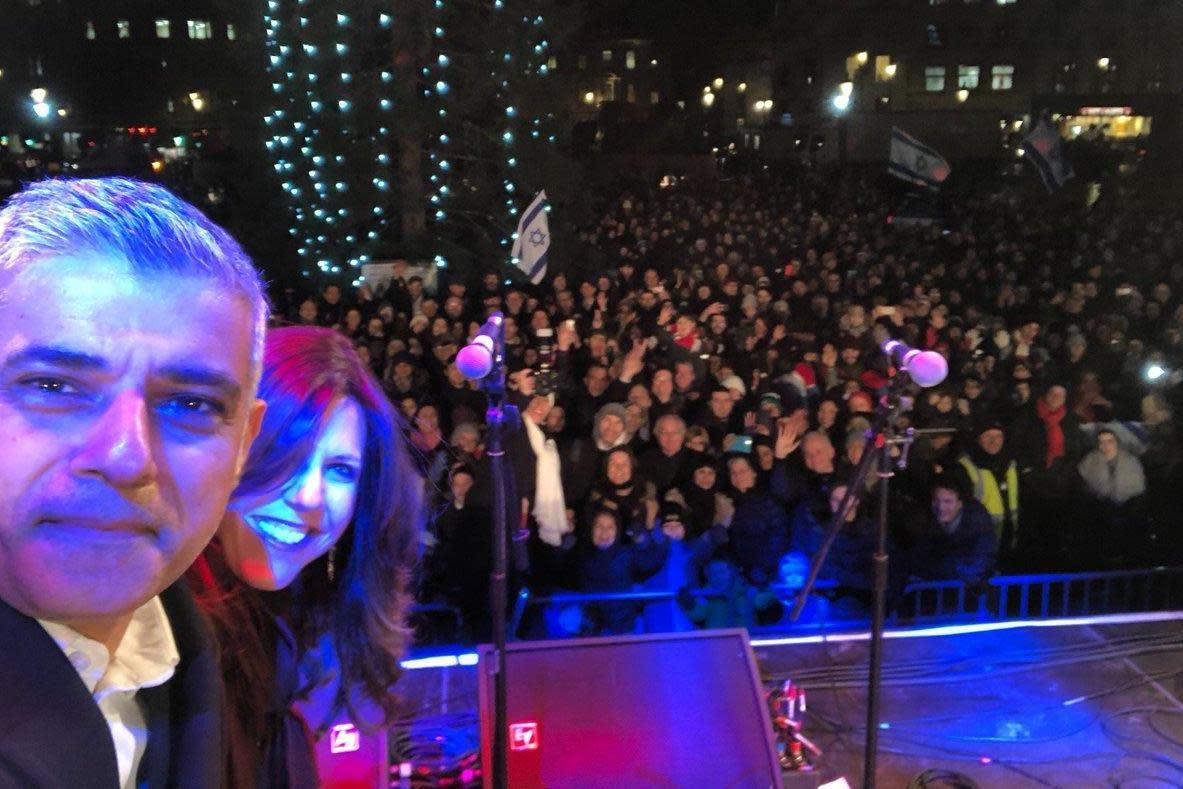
[456,342,493,379]
[908,350,949,388]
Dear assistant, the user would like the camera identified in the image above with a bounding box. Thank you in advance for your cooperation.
[534,327,558,396]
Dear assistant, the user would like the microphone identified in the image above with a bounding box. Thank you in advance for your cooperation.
[456,313,504,380]
[881,338,949,388]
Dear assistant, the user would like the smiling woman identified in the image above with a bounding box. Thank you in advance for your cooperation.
[187,326,423,788]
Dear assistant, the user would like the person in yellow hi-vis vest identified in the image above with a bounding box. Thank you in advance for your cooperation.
[956,420,1021,568]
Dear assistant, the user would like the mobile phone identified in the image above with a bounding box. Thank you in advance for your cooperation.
[734,435,754,454]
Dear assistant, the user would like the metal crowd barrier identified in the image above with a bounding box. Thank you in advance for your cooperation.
[492,567,1183,640]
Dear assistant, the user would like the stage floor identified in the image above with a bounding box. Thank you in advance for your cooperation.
[755,612,1183,788]
[396,612,1183,788]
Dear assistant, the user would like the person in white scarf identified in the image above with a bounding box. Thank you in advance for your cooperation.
[522,393,571,547]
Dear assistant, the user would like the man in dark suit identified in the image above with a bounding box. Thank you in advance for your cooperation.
[0,177,267,788]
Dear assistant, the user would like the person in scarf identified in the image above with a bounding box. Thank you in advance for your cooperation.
[664,454,734,541]
[586,448,659,540]
[1011,383,1087,568]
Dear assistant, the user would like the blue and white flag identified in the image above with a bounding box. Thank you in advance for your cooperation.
[511,190,550,284]
[889,127,952,190]
[1020,119,1074,192]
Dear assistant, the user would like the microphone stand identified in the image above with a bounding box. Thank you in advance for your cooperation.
[472,312,519,789]
[788,373,916,789]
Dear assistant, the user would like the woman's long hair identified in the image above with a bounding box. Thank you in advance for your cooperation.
[193,326,423,740]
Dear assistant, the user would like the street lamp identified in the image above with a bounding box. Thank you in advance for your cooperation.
[832,93,850,112]
[189,91,206,111]
[29,87,51,120]
[712,77,724,90]
[701,91,715,108]
[956,88,969,103]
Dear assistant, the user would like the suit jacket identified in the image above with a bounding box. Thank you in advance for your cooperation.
[0,582,224,789]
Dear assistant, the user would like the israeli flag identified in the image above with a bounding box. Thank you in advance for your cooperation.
[1021,119,1074,192]
[511,190,550,284]
[889,127,952,190]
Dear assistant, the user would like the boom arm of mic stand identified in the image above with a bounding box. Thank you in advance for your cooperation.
[788,414,883,622]
[788,377,910,622]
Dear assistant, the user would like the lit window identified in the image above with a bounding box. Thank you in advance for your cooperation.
[117,20,131,39]
[925,66,946,92]
[226,23,237,40]
[625,50,636,70]
[991,64,1015,90]
[84,21,96,39]
[650,90,660,104]
[547,56,557,69]
[875,55,897,82]
[602,49,612,63]
[957,65,979,89]
[156,19,170,38]
[997,0,1017,4]
[187,20,212,40]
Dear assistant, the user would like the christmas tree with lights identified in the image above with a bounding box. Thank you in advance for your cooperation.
[262,0,579,285]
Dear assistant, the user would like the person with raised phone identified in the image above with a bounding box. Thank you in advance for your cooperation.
[0,178,268,788]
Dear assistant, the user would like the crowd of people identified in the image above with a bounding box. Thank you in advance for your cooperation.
[279,168,1183,638]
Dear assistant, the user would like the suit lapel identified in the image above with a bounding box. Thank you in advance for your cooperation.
[138,582,225,789]
[0,598,120,788]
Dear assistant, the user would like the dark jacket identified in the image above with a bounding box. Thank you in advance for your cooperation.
[0,582,224,789]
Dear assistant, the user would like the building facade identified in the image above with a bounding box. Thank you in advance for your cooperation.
[713,0,1183,163]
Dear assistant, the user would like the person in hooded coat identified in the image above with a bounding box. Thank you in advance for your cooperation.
[561,402,635,508]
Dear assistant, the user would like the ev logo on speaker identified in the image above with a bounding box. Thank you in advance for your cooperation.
[510,722,539,751]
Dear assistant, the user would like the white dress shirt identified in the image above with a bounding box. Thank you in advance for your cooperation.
[39,596,181,789]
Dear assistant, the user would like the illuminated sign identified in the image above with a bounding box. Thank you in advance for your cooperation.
[1078,106,1133,116]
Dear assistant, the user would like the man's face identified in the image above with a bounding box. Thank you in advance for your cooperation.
[323,284,340,305]
[1098,432,1118,459]
[674,363,695,391]
[817,400,839,427]
[585,366,610,397]
[803,435,835,473]
[544,405,566,434]
[978,429,1005,456]
[709,391,733,419]
[651,369,674,400]
[933,488,963,526]
[598,413,625,445]
[0,256,264,630]
[655,418,685,456]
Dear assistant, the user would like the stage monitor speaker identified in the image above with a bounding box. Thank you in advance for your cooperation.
[478,629,781,788]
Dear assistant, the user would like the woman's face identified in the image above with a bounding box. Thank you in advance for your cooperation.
[693,465,717,489]
[606,451,632,486]
[219,397,366,591]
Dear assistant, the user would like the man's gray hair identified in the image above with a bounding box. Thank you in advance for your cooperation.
[0,177,269,385]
